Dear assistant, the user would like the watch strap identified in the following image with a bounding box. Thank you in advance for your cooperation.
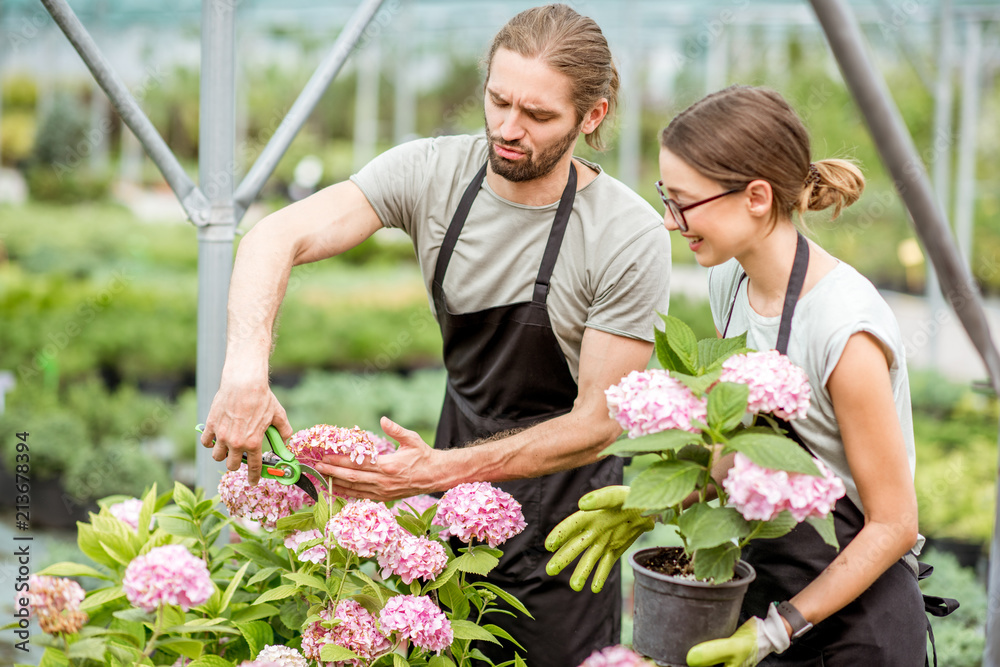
[776,601,813,639]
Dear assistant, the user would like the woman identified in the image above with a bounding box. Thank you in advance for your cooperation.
[659,85,928,666]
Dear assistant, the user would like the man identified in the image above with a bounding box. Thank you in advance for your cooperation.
[201,4,670,665]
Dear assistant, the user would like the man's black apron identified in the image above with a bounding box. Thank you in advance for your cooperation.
[432,162,623,667]
[723,234,956,666]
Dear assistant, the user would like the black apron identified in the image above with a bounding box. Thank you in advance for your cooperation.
[723,234,955,666]
[432,162,623,667]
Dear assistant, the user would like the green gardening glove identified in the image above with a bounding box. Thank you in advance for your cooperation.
[544,485,654,593]
[686,604,791,667]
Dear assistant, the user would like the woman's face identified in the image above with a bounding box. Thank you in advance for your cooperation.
[658,147,760,267]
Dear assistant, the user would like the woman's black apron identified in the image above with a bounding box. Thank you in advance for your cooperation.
[432,162,623,667]
[723,234,955,666]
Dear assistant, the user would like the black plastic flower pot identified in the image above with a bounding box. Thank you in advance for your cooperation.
[629,546,756,667]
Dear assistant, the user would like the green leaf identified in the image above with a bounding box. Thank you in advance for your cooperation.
[471,582,533,619]
[98,537,134,567]
[76,522,120,570]
[81,585,126,611]
[36,561,113,581]
[313,492,331,529]
[230,602,280,623]
[155,637,205,659]
[164,619,241,635]
[698,334,750,371]
[676,444,712,467]
[658,314,699,374]
[275,511,317,533]
[451,549,499,576]
[113,607,154,623]
[218,560,251,613]
[752,512,798,540]
[247,566,282,586]
[437,576,469,619]
[320,645,363,662]
[707,382,749,433]
[236,620,273,658]
[187,657,236,667]
[232,542,288,568]
[421,560,459,592]
[154,515,202,539]
[282,571,327,592]
[137,484,157,542]
[393,654,410,667]
[624,460,703,511]
[67,637,108,661]
[39,648,71,667]
[450,619,501,645]
[692,543,740,582]
[806,514,839,550]
[278,598,309,632]
[678,504,750,551]
[429,656,458,667]
[482,623,526,650]
[671,369,723,397]
[655,328,687,373]
[724,432,821,476]
[173,481,198,513]
[253,584,299,605]
[600,430,701,458]
[395,513,426,537]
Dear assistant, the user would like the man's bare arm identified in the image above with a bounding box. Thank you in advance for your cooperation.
[201,181,384,483]
[314,327,654,499]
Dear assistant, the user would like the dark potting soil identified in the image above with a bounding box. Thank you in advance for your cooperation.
[640,546,695,578]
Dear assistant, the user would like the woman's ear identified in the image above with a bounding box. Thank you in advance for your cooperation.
[745,179,774,219]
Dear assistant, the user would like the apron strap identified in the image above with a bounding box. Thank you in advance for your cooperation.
[433,162,489,296]
[533,163,577,303]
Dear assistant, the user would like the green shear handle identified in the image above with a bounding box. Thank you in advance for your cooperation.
[195,424,324,501]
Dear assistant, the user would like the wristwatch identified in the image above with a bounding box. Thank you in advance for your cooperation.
[775,601,813,639]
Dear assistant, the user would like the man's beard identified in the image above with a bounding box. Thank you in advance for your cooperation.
[485,121,580,183]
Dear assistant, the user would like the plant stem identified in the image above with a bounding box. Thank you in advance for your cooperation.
[738,522,766,550]
[142,605,165,659]
[333,550,352,608]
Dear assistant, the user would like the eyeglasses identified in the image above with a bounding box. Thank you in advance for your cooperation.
[654,181,743,233]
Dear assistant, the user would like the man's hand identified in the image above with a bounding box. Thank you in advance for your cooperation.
[545,485,654,592]
[314,416,443,501]
[200,377,293,485]
[686,605,791,667]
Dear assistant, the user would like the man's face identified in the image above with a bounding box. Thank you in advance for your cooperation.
[484,48,582,183]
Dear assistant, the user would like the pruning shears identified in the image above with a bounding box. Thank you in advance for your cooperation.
[196,424,327,502]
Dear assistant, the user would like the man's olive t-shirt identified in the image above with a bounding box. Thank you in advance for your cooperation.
[351,134,671,381]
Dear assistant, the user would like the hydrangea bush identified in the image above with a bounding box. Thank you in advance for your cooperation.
[10,425,532,667]
[599,315,845,582]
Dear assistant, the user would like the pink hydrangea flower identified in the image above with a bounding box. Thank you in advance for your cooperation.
[723,452,846,522]
[250,645,308,667]
[283,529,326,564]
[123,544,214,613]
[327,499,399,557]
[606,369,708,437]
[393,494,439,516]
[288,424,382,467]
[238,661,281,667]
[219,464,312,530]
[20,575,88,635]
[578,645,655,667]
[108,498,145,532]
[435,482,526,548]
[379,595,453,654]
[378,532,448,584]
[719,350,811,420]
[302,599,390,665]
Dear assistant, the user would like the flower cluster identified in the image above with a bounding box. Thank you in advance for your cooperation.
[108,497,144,532]
[379,595,454,654]
[219,464,312,530]
[378,532,448,585]
[578,645,655,667]
[723,452,846,522]
[122,544,214,613]
[435,482,526,548]
[720,350,812,420]
[302,599,389,665]
[606,369,708,437]
[21,575,88,635]
[247,645,308,667]
[288,424,384,466]
[283,529,326,564]
[327,499,399,557]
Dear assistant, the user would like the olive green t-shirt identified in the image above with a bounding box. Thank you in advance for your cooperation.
[351,134,671,381]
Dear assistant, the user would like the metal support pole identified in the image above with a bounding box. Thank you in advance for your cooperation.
[233,0,387,217]
[953,20,982,267]
[39,0,209,224]
[195,0,238,495]
[808,4,1000,665]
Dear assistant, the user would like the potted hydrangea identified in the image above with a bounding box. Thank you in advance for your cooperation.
[10,424,531,667]
[547,316,846,667]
